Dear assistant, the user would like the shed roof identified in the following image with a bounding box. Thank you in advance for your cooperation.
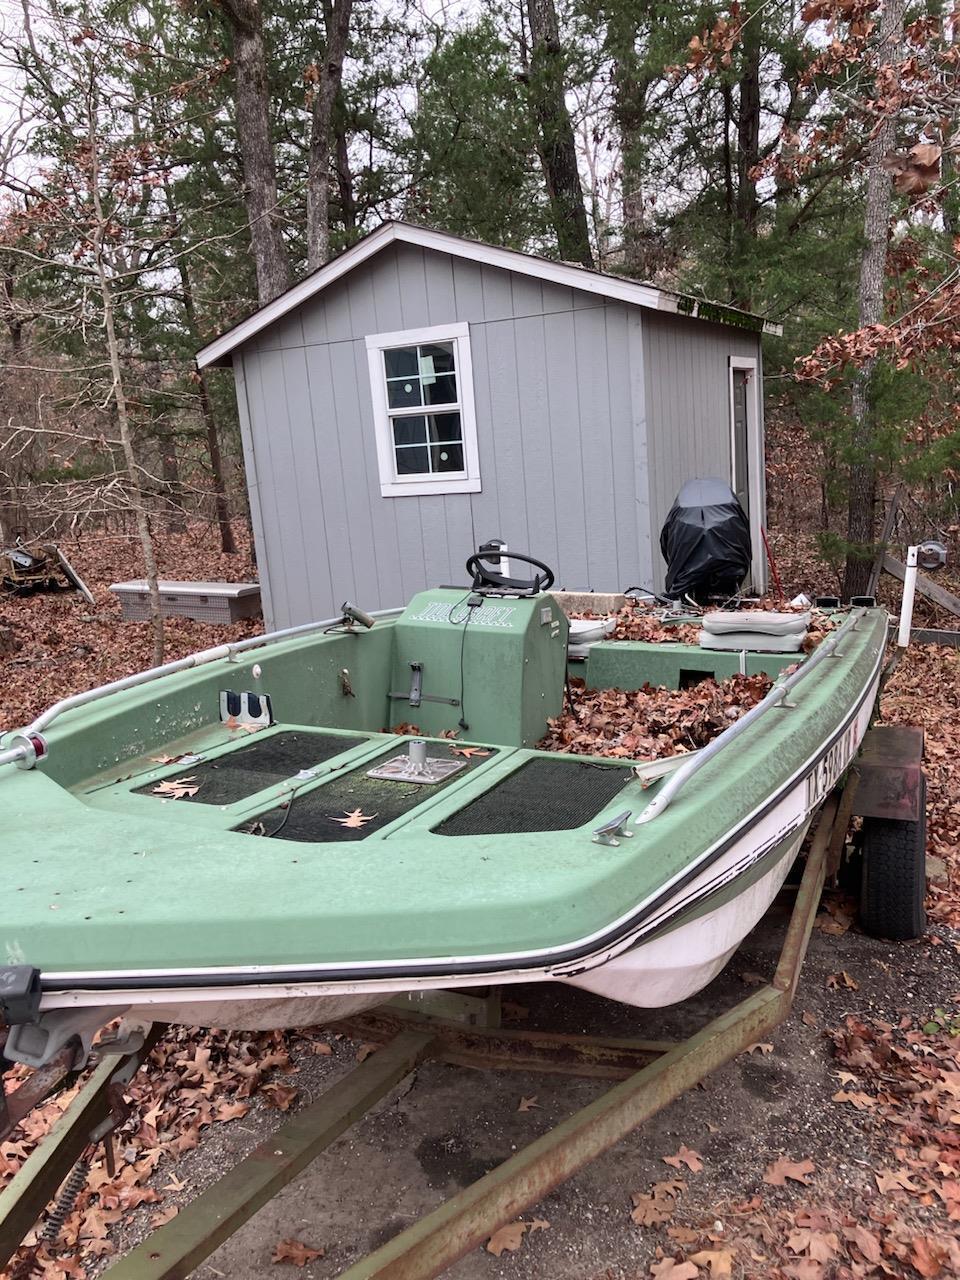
[196,220,783,368]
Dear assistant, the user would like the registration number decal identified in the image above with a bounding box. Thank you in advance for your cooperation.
[806,722,859,809]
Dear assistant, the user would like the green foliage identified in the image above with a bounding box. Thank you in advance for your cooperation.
[402,20,551,249]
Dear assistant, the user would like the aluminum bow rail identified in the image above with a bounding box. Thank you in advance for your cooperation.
[0,789,848,1280]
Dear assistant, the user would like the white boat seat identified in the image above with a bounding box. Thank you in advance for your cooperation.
[698,610,809,653]
[568,616,616,658]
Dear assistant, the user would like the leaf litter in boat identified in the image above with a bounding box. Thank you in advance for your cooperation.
[330,808,377,828]
[449,746,491,758]
[151,776,200,799]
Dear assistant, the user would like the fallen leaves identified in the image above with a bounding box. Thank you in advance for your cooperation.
[649,1260,699,1280]
[539,672,773,761]
[151,775,199,799]
[631,1179,686,1227]
[484,1217,549,1256]
[329,808,377,829]
[689,1248,734,1276]
[272,1238,325,1267]
[763,1157,816,1187]
[517,1095,539,1112]
[663,1145,704,1173]
[449,746,490,758]
[261,1083,299,1111]
[825,971,859,991]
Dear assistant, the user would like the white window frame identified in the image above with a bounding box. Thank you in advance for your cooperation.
[365,321,481,497]
[728,355,767,592]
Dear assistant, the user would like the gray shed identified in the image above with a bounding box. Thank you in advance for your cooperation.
[198,222,781,630]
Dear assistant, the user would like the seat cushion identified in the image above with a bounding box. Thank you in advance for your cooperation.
[702,610,810,637]
[699,628,805,652]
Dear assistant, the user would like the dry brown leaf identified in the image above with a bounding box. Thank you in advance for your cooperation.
[875,1168,921,1194]
[272,1239,325,1267]
[762,1156,816,1186]
[149,1205,179,1228]
[151,775,199,799]
[690,1249,733,1276]
[330,808,377,828]
[214,1100,250,1122]
[844,1224,882,1264]
[831,1089,875,1109]
[663,1145,703,1173]
[649,1261,700,1280]
[910,1236,951,1278]
[356,1042,378,1062]
[517,1095,539,1112]
[261,1083,299,1112]
[739,970,766,987]
[449,746,491,758]
[825,971,859,990]
[668,1226,701,1244]
[801,1010,817,1027]
[745,1042,773,1055]
[484,1224,517,1256]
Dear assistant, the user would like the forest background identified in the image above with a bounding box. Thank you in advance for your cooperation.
[0,0,958,658]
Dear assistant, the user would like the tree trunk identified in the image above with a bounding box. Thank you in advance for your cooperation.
[198,375,236,554]
[731,0,761,308]
[843,0,906,599]
[334,95,357,235]
[217,0,291,303]
[159,439,187,532]
[306,0,354,271]
[159,173,237,554]
[609,12,656,278]
[87,102,165,667]
[525,0,594,268]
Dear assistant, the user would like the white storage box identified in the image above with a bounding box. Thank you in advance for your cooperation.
[110,580,261,624]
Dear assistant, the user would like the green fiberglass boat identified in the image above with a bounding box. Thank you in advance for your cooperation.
[0,551,887,1068]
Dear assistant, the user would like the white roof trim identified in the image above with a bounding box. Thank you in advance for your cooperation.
[197,222,782,368]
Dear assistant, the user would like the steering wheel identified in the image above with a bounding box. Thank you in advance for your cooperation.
[465,550,555,594]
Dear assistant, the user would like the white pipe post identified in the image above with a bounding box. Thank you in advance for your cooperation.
[897,544,919,648]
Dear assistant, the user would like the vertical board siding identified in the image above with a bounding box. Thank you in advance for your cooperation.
[641,311,762,589]
[234,355,276,628]
[231,240,757,624]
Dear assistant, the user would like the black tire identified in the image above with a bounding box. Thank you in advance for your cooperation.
[860,775,927,940]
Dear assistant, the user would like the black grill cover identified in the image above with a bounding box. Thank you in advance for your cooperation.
[660,478,752,602]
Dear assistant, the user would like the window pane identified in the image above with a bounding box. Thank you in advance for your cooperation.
[393,416,427,447]
[423,373,458,406]
[427,412,462,443]
[383,346,418,378]
[395,445,429,474]
[386,377,423,409]
[431,443,464,473]
[419,342,456,375]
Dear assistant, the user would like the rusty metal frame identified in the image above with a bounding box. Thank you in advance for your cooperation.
[0,796,839,1280]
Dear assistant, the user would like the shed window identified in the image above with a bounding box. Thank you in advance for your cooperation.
[366,322,481,497]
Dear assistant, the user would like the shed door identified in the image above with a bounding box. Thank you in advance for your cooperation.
[731,369,750,520]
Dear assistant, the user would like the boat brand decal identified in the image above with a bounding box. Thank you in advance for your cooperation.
[410,602,518,628]
[806,720,859,810]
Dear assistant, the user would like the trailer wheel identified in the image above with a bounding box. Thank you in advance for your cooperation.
[860,776,927,941]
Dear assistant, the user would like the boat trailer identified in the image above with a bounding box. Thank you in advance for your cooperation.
[0,756,907,1278]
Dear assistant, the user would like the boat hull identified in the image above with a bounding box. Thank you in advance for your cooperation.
[2,605,887,1058]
